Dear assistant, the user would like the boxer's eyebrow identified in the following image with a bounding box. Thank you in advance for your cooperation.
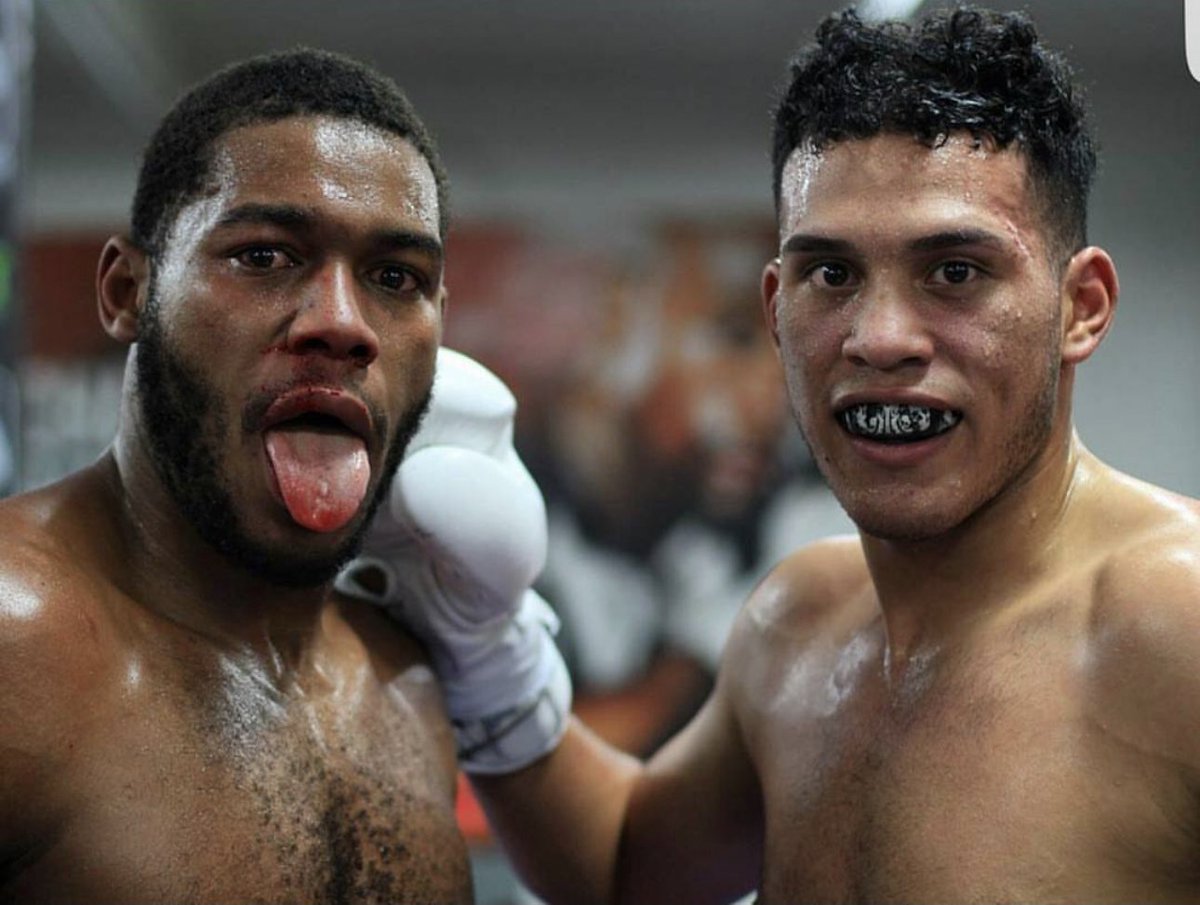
[216,203,313,230]
[781,229,1012,257]
[781,234,853,255]
[373,229,443,260]
[908,229,1007,252]
[215,203,443,261]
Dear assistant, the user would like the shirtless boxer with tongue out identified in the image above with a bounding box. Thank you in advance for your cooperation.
[0,49,483,902]
[338,8,1200,905]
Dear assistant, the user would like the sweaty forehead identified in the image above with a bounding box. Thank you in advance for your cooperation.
[199,115,440,233]
[778,133,1039,248]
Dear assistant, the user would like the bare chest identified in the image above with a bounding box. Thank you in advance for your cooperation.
[751,639,1199,904]
[4,665,471,904]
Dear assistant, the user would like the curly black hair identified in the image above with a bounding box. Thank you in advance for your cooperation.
[131,47,449,259]
[771,7,1096,260]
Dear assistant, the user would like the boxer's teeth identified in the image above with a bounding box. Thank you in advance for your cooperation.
[839,403,961,444]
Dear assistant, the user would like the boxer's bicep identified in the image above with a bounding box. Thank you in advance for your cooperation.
[470,717,642,905]
[0,581,63,876]
[608,544,855,904]
[471,683,759,905]
[1143,552,1200,784]
[0,733,44,876]
[1089,537,1200,819]
[618,682,763,905]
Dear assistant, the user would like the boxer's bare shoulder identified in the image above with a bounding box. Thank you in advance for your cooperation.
[1078,469,1200,788]
[0,468,124,668]
[725,535,873,682]
[719,534,878,745]
[0,469,129,687]
[0,471,124,880]
[1082,466,1200,638]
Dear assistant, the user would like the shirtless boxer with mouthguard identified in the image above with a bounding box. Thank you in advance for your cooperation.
[343,8,1200,904]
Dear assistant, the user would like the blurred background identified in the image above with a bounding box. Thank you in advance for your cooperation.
[3,1,1197,901]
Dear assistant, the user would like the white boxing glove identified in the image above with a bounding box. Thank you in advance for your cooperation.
[335,347,572,774]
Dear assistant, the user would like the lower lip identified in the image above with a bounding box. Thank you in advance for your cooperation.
[842,426,958,468]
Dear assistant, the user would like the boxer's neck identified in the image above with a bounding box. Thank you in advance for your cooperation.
[97,438,331,673]
[861,426,1090,668]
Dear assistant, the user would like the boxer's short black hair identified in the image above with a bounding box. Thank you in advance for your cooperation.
[771,6,1096,260]
[131,47,449,257]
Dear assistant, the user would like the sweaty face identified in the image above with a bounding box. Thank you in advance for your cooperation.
[136,115,444,586]
[765,134,1069,541]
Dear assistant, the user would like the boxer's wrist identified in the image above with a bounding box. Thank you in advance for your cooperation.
[447,591,572,774]
[337,561,573,773]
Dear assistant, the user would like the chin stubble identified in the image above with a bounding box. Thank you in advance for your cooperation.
[135,286,431,588]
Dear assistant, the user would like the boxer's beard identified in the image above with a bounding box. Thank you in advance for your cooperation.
[135,286,429,588]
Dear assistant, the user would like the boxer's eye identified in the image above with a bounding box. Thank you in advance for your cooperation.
[927,260,984,287]
[375,264,421,293]
[807,261,857,289]
[234,246,294,270]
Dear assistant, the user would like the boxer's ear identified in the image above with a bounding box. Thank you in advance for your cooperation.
[1060,246,1118,365]
[761,257,783,352]
[97,236,150,344]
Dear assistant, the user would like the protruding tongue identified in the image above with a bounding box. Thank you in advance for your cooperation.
[264,426,370,533]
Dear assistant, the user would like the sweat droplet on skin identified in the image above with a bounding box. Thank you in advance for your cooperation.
[310,119,439,224]
[780,142,826,222]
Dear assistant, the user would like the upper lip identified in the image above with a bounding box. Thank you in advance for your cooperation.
[259,386,373,441]
[832,390,960,414]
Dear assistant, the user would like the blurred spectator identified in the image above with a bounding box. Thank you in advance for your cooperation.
[533,221,853,755]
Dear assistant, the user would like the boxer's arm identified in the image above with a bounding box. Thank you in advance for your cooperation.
[471,619,763,905]
[617,673,764,904]
[341,348,763,900]
[1089,532,1200,799]
[0,644,30,873]
[0,565,65,874]
[469,719,640,905]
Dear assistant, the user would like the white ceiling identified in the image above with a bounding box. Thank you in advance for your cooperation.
[25,0,1191,235]
[16,1,1200,498]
